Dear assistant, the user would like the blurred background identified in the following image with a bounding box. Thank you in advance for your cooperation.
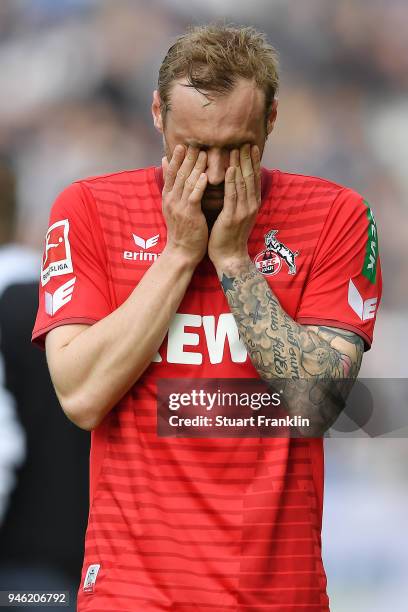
[0,0,407,610]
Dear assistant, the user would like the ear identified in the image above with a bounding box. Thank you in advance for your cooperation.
[152,90,164,134]
[266,99,278,135]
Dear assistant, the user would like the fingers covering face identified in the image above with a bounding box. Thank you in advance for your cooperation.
[162,144,185,193]
[163,145,208,204]
[223,166,237,215]
[251,145,261,205]
[173,146,201,197]
[163,143,261,211]
[182,151,207,197]
[239,144,258,204]
[225,145,261,213]
[188,172,208,205]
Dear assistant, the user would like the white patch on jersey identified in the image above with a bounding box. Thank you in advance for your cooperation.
[83,563,100,593]
[132,233,159,250]
[202,314,247,364]
[348,279,378,321]
[41,219,73,286]
[167,313,202,365]
[45,277,76,316]
[155,313,248,365]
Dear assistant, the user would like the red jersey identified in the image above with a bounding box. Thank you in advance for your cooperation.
[32,167,382,611]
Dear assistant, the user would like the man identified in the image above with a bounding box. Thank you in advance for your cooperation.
[0,282,89,612]
[0,159,38,525]
[32,25,382,611]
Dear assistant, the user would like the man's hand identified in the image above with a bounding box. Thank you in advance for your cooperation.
[208,144,261,270]
[162,145,209,266]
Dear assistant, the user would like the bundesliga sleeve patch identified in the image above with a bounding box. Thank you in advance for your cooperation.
[41,219,73,286]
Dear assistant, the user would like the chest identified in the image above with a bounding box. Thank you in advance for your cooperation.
[100,210,316,373]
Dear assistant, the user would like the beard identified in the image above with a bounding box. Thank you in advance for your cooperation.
[198,188,224,229]
[201,185,225,212]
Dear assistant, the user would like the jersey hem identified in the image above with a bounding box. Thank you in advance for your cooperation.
[32,317,99,349]
[296,316,372,351]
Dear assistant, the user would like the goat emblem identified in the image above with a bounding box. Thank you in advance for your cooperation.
[254,230,299,276]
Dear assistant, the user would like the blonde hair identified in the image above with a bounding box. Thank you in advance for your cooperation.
[158,24,279,122]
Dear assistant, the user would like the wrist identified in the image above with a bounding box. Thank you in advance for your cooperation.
[212,253,253,277]
[161,245,201,273]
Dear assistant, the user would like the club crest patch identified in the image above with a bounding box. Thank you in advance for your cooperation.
[254,229,299,276]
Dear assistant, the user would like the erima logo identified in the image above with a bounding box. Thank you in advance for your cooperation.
[348,279,378,321]
[132,233,159,249]
[124,233,161,262]
[45,277,76,316]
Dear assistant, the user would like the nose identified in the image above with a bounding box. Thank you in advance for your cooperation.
[206,149,228,186]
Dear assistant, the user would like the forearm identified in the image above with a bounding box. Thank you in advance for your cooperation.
[47,248,195,429]
[215,257,364,435]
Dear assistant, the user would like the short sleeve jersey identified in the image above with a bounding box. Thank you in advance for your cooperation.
[32,167,382,611]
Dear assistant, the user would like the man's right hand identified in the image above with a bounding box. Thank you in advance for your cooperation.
[162,145,208,266]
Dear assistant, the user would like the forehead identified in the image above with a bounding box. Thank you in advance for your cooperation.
[165,78,265,146]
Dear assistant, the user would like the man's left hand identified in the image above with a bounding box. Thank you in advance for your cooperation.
[208,144,261,271]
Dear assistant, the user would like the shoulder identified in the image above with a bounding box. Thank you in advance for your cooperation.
[74,167,159,213]
[264,167,369,216]
[267,167,362,198]
[75,167,154,191]
[50,167,156,216]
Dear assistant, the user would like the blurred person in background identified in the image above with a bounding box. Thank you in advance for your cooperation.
[0,161,40,292]
[0,282,89,611]
[31,24,381,611]
[0,160,35,526]
[0,160,90,609]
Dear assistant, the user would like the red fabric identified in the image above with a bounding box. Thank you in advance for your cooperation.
[32,167,382,610]
[295,183,382,349]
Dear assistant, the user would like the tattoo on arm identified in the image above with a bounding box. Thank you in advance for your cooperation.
[219,262,364,435]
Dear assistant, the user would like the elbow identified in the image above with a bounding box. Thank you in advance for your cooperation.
[296,423,327,438]
[69,414,99,432]
[58,392,104,431]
